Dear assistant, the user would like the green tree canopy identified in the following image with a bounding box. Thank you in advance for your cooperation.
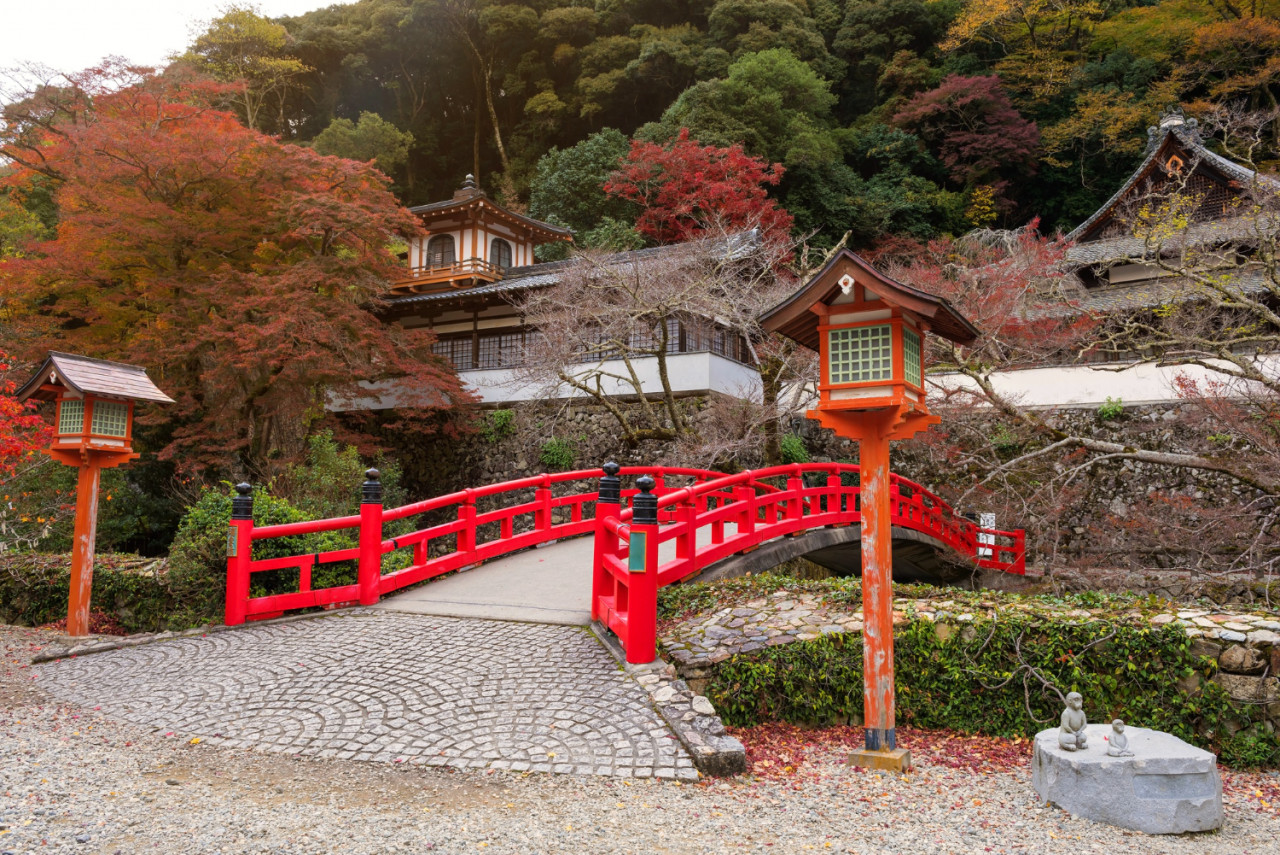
[528,128,639,241]
[309,112,415,177]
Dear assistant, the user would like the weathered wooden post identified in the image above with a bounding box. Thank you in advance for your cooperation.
[358,468,384,606]
[760,251,979,772]
[12,353,173,636]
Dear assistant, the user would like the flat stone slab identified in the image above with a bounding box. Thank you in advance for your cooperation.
[35,611,695,779]
[1032,725,1223,834]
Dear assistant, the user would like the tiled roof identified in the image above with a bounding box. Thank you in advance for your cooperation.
[1066,113,1277,246]
[14,352,175,403]
[1065,216,1261,265]
[386,234,760,308]
[407,177,572,239]
[1075,268,1270,313]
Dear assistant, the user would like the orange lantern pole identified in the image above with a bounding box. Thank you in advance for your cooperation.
[13,353,173,637]
[760,251,979,773]
[66,458,104,636]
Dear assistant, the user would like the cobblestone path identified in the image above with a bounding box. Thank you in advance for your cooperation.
[36,611,696,779]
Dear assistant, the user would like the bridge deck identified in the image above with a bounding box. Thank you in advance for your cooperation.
[374,537,596,625]
[374,520,958,626]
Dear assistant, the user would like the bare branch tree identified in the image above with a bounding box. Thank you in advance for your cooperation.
[514,219,815,465]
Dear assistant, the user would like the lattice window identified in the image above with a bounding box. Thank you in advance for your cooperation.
[426,235,455,267]
[431,336,474,370]
[477,332,523,369]
[903,328,922,388]
[490,238,513,271]
[91,400,129,437]
[58,399,84,435]
[829,324,892,384]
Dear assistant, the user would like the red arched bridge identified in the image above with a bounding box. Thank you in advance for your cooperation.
[225,463,1025,663]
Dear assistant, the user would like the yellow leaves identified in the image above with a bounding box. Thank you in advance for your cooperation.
[189,737,202,745]
[942,0,1107,53]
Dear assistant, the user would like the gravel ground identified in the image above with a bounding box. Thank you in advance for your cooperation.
[3,624,1278,854]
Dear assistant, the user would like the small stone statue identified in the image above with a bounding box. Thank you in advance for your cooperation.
[1058,691,1088,751]
[1106,719,1134,757]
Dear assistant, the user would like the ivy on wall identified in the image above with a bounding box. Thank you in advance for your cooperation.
[706,615,1280,769]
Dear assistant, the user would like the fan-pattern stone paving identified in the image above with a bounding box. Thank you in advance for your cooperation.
[36,611,695,779]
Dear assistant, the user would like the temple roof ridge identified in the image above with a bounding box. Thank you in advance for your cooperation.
[1066,106,1271,245]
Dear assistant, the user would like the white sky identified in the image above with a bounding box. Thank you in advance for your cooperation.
[1,2,334,74]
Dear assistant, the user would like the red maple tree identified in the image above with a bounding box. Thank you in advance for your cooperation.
[603,129,793,244]
[892,75,1040,191]
[0,64,469,473]
[0,351,52,480]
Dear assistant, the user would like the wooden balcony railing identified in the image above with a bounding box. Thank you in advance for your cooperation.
[390,257,505,292]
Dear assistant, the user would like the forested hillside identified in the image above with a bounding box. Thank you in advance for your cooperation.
[193,0,1280,247]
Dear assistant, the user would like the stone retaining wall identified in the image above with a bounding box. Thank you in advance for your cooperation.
[661,591,1280,732]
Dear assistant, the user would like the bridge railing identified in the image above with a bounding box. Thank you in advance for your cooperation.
[225,462,1024,637]
[593,462,1025,662]
[224,465,754,625]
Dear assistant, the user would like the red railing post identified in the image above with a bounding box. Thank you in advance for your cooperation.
[358,468,384,606]
[591,462,622,622]
[826,471,842,519]
[535,475,553,532]
[224,482,254,626]
[786,472,804,521]
[457,489,477,554]
[675,498,697,577]
[734,486,757,537]
[625,474,660,664]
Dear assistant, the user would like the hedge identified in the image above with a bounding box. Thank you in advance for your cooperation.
[705,613,1280,769]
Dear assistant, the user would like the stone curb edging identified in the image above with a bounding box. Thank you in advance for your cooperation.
[29,607,379,664]
[589,621,747,778]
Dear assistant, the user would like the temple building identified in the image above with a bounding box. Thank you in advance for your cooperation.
[952,107,1279,410]
[1065,107,1271,303]
[360,176,758,407]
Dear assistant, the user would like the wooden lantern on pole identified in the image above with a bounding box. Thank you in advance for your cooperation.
[761,250,978,772]
[13,353,173,637]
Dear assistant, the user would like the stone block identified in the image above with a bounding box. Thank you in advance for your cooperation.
[847,747,911,773]
[1032,725,1222,835]
[1188,639,1222,660]
[1219,644,1267,675]
[1213,672,1280,704]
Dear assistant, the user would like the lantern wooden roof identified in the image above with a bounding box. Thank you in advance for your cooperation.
[760,249,978,348]
[14,352,174,404]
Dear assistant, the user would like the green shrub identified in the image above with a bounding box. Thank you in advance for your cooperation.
[273,430,405,519]
[166,485,350,627]
[482,409,516,443]
[0,553,173,632]
[1,460,179,556]
[1098,397,1124,421]
[705,616,1280,768]
[779,433,809,464]
[539,437,576,470]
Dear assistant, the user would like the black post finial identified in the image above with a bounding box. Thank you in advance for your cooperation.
[633,474,658,525]
[231,483,253,520]
[599,461,621,505]
[362,468,383,505]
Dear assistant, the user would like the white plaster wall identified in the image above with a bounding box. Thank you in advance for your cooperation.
[329,353,763,411]
[932,356,1280,409]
